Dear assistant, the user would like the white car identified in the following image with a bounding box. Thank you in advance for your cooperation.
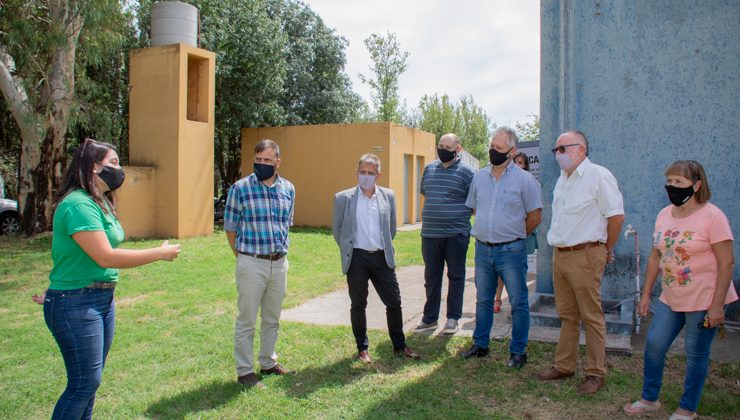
[0,198,19,235]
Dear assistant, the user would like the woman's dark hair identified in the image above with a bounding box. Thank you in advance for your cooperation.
[56,138,118,215]
[513,152,530,172]
[664,160,711,203]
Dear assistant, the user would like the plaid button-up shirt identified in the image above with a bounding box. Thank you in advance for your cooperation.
[223,173,295,255]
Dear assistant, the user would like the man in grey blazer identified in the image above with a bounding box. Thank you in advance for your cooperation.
[333,153,420,364]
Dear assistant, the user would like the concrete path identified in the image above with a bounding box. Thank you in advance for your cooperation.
[283,264,740,361]
[281,264,632,352]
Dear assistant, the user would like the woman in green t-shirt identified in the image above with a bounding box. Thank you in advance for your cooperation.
[33,139,180,420]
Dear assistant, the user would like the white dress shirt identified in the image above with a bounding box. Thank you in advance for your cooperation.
[354,188,384,251]
[547,158,624,247]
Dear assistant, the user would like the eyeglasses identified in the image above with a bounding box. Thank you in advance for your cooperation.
[551,144,581,155]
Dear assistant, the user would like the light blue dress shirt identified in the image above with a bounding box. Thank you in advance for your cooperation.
[466,163,542,243]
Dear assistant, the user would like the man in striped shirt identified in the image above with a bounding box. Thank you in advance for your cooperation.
[225,139,295,388]
[414,133,475,335]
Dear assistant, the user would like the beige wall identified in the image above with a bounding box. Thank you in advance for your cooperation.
[116,166,156,239]
[387,125,436,225]
[125,44,215,238]
[241,123,435,227]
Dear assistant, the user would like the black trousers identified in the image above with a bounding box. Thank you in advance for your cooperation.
[421,234,469,323]
[346,249,406,351]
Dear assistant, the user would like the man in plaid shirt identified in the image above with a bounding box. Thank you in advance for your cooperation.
[224,139,295,388]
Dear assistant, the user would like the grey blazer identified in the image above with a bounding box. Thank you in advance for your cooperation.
[332,185,397,274]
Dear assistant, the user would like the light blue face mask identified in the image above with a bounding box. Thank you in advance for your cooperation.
[555,153,574,171]
[358,174,376,191]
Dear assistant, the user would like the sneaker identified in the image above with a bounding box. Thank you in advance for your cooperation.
[414,321,437,332]
[441,319,458,335]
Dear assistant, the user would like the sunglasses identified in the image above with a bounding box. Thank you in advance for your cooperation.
[551,143,581,155]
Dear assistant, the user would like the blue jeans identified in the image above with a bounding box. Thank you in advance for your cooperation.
[642,299,716,412]
[473,239,529,354]
[44,287,115,420]
[421,234,469,323]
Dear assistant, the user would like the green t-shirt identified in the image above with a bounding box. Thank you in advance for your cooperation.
[49,189,125,290]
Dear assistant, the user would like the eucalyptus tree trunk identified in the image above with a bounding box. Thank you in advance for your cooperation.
[0,2,83,234]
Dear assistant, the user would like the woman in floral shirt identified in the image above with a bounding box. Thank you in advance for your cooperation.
[624,160,737,419]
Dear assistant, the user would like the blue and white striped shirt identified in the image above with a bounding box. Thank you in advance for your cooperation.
[420,158,475,238]
[223,173,295,255]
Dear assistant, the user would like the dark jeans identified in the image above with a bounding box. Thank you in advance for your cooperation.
[346,249,406,351]
[44,287,115,420]
[421,234,469,323]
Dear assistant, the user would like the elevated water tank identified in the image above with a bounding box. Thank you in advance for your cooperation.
[151,1,199,47]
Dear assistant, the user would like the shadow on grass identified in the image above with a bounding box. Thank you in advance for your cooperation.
[350,334,492,418]
[282,356,372,398]
[281,336,450,399]
[144,378,243,419]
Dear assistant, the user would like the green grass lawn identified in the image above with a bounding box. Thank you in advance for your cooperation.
[1,227,738,419]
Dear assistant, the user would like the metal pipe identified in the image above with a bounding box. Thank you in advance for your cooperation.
[624,224,641,333]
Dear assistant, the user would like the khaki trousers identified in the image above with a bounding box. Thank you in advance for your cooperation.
[552,244,607,378]
[234,254,288,376]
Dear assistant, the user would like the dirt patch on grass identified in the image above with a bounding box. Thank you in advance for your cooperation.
[117,294,148,308]
[135,315,156,323]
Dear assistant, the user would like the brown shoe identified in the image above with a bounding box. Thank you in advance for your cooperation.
[536,367,575,381]
[394,346,421,360]
[576,376,605,395]
[358,350,372,364]
[237,373,265,388]
[260,364,293,375]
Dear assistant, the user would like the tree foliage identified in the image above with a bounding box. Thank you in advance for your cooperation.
[359,32,409,123]
[0,0,129,233]
[0,0,363,227]
[271,0,364,126]
[515,113,540,143]
[412,93,492,162]
[136,0,363,187]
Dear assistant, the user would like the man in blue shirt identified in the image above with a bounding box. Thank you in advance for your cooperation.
[224,139,295,388]
[462,127,542,368]
[414,133,475,335]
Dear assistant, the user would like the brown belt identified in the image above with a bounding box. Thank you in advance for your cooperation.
[556,241,602,252]
[240,252,286,261]
[88,281,116,289]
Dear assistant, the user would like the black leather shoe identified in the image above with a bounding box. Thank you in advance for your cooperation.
[394,346,421,360]
[506,352,527,368]
[462,345,489,359]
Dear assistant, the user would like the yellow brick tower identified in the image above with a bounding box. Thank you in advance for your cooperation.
[118,42,215,238]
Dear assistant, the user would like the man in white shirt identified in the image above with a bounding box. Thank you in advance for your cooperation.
[332,154,420,363]
[537,131,624,395]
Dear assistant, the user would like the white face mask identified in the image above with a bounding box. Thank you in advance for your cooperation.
[555,153,574,171]
[358,174,376,191]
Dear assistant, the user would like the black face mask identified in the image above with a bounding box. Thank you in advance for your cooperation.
[489,147,513,166]
[437,147,457,163]
[98,166,125,192]
[254,163,276,181]
[665,184,695,207]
